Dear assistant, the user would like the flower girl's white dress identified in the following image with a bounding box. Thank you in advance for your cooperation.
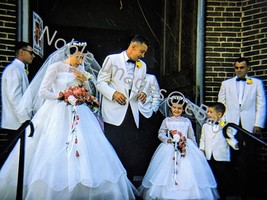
[0,62,136,200]
[138,116,219,200]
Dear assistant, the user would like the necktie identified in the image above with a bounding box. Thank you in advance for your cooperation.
[236,77,246,81]
[127,59,136,64]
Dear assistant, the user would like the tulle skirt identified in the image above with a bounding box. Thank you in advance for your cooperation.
[138,140,219,200]
[0,100,136,200]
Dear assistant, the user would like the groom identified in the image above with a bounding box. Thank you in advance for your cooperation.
[96,35,150,182]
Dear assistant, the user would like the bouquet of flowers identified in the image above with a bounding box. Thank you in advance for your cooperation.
[170,130,187,185]
[170,130,187,157]
[58,85,100,112]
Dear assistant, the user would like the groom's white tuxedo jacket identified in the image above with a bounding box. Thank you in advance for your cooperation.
[96,51,147,128]
[218,76,266,133]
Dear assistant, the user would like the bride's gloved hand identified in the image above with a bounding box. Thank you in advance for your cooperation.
[72,69,87,83]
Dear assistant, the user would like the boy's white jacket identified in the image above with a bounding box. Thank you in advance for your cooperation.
[199,122,233,161]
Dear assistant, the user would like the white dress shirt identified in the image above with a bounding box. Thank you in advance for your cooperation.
[124,51,135,91]
[236,76,246,105]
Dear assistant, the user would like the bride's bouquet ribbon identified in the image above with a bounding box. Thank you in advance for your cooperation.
[66,106,80,158]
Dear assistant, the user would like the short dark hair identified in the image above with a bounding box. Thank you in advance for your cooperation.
[15,41,32,53]
[234,57,250,66]
[131,35,150,47]
[208,102,226,115]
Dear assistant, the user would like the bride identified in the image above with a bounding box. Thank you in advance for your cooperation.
[0,42,136,200]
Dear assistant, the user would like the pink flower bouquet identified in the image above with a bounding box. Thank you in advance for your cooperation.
[58,85,100,111]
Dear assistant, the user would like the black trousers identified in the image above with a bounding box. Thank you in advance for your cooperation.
[104,107,149,182]
[208,156,234,199]
[104,106,163,184]
[231,124,262,197]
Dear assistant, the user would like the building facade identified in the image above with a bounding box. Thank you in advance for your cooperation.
[1,0,267,190]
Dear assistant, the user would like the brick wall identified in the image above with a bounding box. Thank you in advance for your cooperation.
[242,0,267,85]
[204,0,267,173]
[205,0,242,102]
[204,0,267,105]
[0,0,17,69]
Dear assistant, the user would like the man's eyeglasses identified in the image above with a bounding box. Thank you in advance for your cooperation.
[234,66,246,70]
[22,49,35,56]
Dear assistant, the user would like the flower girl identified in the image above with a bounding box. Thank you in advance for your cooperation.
[138,97,219,200]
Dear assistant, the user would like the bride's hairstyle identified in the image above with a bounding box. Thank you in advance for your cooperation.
[67,42,88,56]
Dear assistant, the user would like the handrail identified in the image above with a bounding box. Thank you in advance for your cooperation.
[222,122,267,146]
[0,120,34,159]
[0,120,34,200]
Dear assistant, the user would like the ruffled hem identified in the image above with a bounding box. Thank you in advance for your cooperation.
[25,175,136,200]
[138,139,219,199]
[0,171,136,200]
[138,185,219,200]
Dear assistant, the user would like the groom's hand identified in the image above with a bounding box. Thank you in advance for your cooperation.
[113,91,127,105]
[138,92,147,104]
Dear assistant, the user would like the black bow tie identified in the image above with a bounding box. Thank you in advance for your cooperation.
[236,77,246,81]
[127,59,136,64]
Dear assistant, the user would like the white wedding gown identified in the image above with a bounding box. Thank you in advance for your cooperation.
[0,62,136,200]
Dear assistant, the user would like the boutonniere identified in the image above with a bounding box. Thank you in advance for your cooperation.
[219,120,225,127]
[25,65,29,75]
[211,120,226,133]
[246,78,253,84]
[136,60,142,68]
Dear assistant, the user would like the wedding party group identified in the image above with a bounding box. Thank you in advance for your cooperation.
[0,35,266,200]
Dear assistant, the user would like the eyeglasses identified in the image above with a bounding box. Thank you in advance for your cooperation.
[234,66,246,70]
[22,49,35,56]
